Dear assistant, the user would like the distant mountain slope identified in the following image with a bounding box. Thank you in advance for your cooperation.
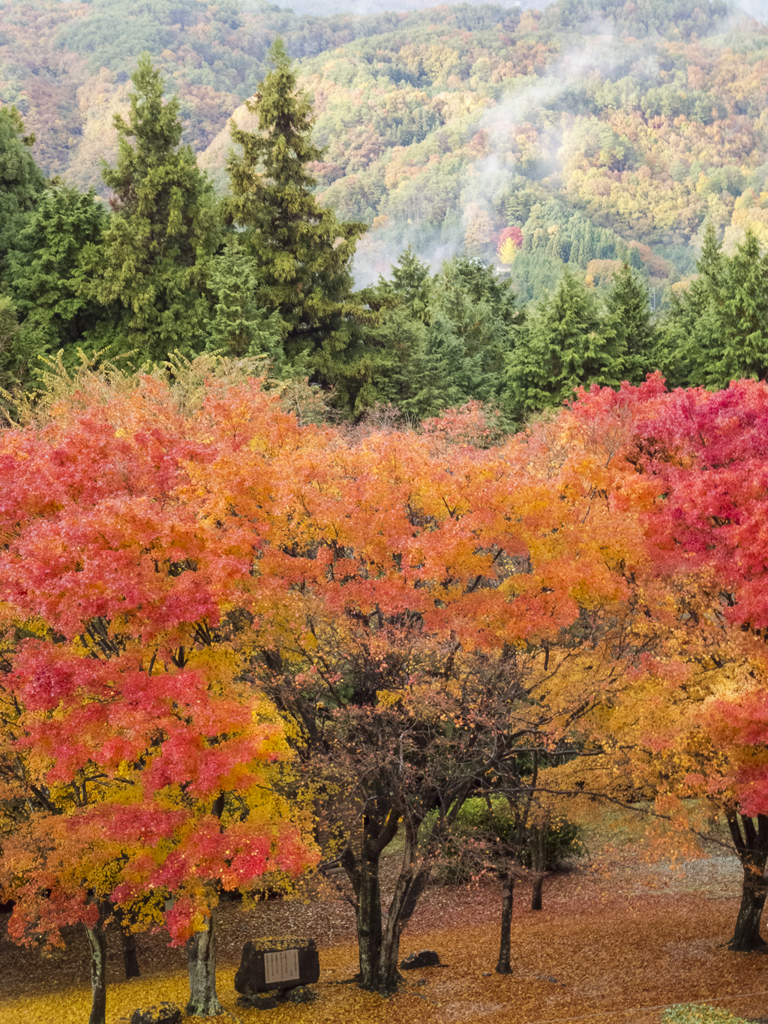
[199,0,768,290]
[0,0,421,184]
[2,0,767,296]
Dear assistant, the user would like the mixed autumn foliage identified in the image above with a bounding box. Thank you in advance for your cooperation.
[3,353,768,1022]
[4,1,768,1022]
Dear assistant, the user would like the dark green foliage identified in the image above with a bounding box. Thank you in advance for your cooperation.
[606,264,655,384]
[225,40,367,374]
[0,296,49,400]
[359,253,521,421]
[431,796,584,885]
[0,107,46,280]
[80,54,221,364]
[506,271,624,421]
[7,185,108,358]
[716,230,768,387]
[203,238,285,366]
[379,246,432,323]
[656,224,768,390]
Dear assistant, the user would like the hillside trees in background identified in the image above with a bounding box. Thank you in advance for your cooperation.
[79,54,223,364]
[225,39,367,391]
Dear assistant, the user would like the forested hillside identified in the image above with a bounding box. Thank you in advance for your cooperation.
[3,0,767,296]
[3,0,768,424]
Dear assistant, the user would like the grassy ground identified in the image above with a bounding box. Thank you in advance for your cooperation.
[1,810,765,1024]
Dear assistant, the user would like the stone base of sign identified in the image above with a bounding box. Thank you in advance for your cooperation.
[285,985,319,1004]
[235,937,320,995]
[236,993,281,1011]
[129,1003,182,1024]
[400,950,441,970]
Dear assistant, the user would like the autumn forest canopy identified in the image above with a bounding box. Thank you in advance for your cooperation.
[5,1,768,1023]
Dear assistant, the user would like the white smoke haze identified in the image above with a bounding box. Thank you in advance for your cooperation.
[351,26,623,286]
[734,0,768,25]
[262,0,547,15]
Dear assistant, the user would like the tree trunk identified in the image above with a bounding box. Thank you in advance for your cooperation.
[115,907,140,979]
[346,811,431,995]
[378,833,430,994]
[495,874,515,974]
[355,851,384,990]
[120,926,140,979]
[730,858,768,951]
[726,812,768,952]
[186,908,224,1017]
[85,919,107,1024]
[531,873,545,912]
[530,825,547,911]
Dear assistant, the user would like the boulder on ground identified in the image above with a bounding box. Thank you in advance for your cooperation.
[400,950,441,970]
[285,985,319,1004]
[236,993,281,1010]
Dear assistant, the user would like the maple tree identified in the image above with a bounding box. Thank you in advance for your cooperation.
[0,357,319,1022]
[565,376,768,952]
[220,397,663,989]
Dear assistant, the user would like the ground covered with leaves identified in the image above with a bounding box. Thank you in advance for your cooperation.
[2,832,768,1024]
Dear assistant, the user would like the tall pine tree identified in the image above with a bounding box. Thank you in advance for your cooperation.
[505,272,623,421]
[605,263,655,384]
[80,54,221,363]
[225,40,367,374]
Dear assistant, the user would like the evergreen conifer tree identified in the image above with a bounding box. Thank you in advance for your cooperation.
[0,295,48,401]
[716,228,768,386]
[80,54,221,363]
[605,263,655,384]
[0,108,46,281]
[203,238,285,365]
[8,185,108,359]
[225,40,367,372]
[505,272,622,421]
[383,246,432,322]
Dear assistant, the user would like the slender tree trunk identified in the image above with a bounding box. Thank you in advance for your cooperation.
[496,873,515,974]
[85,919,107,1024]
[378,832,431,994]
[186,908,224,1017]
[530,826,547,912]
[730,858,768,951]
[531,874,545,911]
[355,852,384,990]
[120,927,140,979]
